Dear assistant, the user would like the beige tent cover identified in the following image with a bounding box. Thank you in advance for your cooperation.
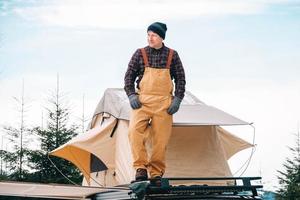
[51,114,252,186]
[91,88,250,126]
[50,116,117,184]
[0,181,107,199]
[165,126,252,178]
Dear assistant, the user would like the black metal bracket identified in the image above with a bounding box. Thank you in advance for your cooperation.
[145,177,263,199]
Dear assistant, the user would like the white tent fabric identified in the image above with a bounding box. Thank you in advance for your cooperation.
[51,88,253,187]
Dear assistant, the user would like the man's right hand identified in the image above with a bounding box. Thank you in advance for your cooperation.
[129,94,142,109]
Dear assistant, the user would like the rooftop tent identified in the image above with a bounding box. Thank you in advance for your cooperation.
[50,88,253,187]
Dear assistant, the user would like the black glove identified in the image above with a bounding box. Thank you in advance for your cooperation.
[167,96,182,115]
[129,94,142,109]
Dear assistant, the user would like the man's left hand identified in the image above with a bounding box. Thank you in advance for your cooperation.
[167,96,182,115]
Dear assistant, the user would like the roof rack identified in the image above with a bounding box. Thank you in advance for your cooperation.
[92,177,263,200]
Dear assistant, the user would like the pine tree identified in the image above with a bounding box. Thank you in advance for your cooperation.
[276,128,300,200]
[27,75,82,184]
[1,126,31,180]
[0,80,31,181]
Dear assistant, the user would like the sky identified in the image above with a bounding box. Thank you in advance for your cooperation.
[0,0,300,191]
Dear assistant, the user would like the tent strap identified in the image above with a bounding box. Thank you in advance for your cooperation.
[110,119,119,137]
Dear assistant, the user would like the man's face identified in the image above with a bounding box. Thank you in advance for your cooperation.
[147,31,163,49]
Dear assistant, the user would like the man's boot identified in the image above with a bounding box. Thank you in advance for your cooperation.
[150,176,162,187]
[135,168,148,181]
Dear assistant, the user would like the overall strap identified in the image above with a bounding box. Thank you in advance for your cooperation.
[140,48,149,67]
[166,49,174,69]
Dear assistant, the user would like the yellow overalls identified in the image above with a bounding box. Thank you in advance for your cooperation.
[129,48,174,178]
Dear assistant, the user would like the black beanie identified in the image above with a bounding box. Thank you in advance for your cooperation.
[147,22,167,39]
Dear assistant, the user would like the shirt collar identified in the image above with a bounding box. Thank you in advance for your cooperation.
[149,43,165,53]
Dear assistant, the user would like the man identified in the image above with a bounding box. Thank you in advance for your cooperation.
[124,22,186,186]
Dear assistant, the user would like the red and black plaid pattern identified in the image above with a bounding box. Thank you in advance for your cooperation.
[124,44,186,99]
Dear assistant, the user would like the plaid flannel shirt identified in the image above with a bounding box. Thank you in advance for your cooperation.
[124,44,186,99]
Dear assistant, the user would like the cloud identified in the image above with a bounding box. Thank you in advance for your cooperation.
[10,0,278,29]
